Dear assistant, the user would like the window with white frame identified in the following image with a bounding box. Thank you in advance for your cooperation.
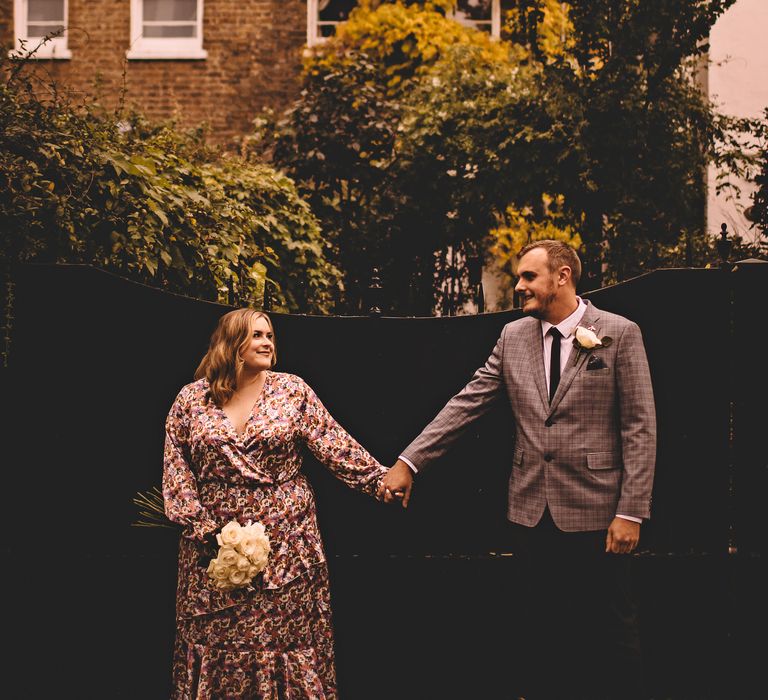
[307,0,358,46]
[127,0,207,60]
[307,1,500,47]
[451,0,500,37]
[13,0,71,59]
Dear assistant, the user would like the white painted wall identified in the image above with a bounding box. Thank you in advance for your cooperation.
[707,0,768,244]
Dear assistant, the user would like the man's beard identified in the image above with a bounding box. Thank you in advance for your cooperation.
[523,290,557,319]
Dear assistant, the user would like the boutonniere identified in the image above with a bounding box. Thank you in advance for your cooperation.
[572,326,613,365]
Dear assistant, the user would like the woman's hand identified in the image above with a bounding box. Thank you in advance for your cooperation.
[377,460,414,508]
[197,531,219,567]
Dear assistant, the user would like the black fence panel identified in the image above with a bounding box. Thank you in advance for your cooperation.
[0,263,762,699]
[588,269,731,554]
[732,260,768,557]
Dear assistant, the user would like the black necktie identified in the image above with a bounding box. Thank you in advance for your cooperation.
[548,327,562,402]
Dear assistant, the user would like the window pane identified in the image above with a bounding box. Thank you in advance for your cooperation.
[28,0,65,22]
[319,0,358,23]
[143,24,197,38]
[27,23,65,38]
[319,24,337,38]
[143,0,197,22]
[455,0,493,21]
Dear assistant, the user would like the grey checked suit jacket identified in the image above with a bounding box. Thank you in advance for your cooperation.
[402,301,656,532]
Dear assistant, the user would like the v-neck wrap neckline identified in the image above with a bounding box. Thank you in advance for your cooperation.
[217,371,271,442]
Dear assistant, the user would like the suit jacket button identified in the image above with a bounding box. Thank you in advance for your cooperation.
[544,418,554,427]
[544,454,553,462]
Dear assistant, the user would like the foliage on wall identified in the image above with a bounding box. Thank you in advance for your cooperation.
[0,53,340,313]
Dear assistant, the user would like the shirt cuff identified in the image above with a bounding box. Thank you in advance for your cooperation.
[398,455,417,474]
[616,514,642,524]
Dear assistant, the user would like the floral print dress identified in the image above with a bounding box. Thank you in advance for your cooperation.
[163,371,387,700]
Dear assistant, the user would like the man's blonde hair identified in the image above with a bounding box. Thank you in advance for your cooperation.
[518,240,582,288]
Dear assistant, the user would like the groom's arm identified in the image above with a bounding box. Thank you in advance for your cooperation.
[379,331,507,506]
[400,329,507,472]
[615,321,657,521]
[604,322,655,553]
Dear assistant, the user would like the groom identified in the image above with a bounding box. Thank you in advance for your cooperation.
[380,240,656,699]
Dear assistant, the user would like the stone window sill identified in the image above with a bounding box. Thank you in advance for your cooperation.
[126,49,208,61]
[9,48,72,60]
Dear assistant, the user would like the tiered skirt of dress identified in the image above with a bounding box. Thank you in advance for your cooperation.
[172,564,336,700]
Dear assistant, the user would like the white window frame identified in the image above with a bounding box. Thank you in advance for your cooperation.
[307,1,501,48]
[307,0,351,47]
[12,0,71,59]
[451,0,501,39]
[127,0,208,60]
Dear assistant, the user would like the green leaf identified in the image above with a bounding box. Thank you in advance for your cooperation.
[147,201,169,227]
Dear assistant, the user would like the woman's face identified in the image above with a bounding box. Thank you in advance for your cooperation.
[239,315,274,373]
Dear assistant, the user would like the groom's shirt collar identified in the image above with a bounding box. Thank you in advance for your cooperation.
[540,298,587,340]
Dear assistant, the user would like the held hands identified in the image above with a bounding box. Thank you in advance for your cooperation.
[377,459,414,508]
[605,517,640,554]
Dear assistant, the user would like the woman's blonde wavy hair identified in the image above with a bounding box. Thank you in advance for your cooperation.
[194,309,277,406]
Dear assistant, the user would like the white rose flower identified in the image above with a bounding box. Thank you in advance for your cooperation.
[206,558,218,576]
[211,561,230,581]
[217,547,239,568]
[251,548,269,568]
[244,522,266,537]
[574,326,602,349]
[239,535,257,557]
[218,520,244,548]
[228,569,250,586]
[236,554,252,572]
[240,534,270,558]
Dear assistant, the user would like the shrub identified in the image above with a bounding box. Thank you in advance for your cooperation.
[0,54,340,313]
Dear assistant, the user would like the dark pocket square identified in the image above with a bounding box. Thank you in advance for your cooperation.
[586,355,607,370]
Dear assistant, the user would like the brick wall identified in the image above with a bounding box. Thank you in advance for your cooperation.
[0,0,308,144]
[0,0,11,45]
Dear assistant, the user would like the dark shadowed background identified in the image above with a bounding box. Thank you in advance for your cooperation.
[1,263,765,699]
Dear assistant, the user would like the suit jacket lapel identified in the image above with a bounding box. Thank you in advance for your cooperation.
[548,302,602,416]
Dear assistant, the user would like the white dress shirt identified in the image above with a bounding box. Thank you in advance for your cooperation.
[541,298,587,391]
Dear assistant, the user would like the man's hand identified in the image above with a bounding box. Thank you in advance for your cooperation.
[605,517,640,554]
[377,459,414,508]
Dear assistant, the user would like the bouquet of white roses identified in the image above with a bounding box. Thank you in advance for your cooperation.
[205,520,271,591]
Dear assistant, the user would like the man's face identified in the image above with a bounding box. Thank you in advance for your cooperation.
[514,248,559,319]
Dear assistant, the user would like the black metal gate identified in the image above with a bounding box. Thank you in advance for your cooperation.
[1,262,765,699]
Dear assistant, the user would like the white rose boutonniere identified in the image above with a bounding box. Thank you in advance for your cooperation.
[206,519,271,592]
[572,326,612,365]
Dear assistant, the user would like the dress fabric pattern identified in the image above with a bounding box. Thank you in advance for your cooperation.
[163,372,386,699]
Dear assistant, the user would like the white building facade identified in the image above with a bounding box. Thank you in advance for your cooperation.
[706,0,768,245]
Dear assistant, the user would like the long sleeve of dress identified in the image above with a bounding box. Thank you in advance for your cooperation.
[299,380,387,498]
[163,387,219,541]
